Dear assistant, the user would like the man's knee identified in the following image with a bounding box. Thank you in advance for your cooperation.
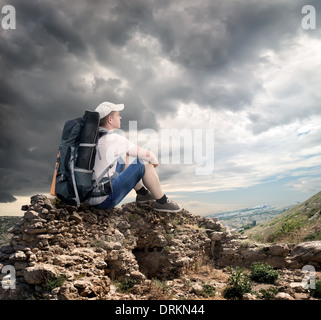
[143,162,155,172]
[134,158,146,177]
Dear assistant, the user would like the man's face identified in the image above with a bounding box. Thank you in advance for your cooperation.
[110,111,122,129]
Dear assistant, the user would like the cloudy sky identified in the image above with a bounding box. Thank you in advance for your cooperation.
[1,0,321,216]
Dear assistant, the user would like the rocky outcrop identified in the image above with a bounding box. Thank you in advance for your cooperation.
[0,194,320,300]
[214,236,321,270]
[288,241,321,268]
[0,194,222,299]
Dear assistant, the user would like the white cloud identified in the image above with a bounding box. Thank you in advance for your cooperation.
[291,177,321,193]
[248,32,321,134]
[153,29,321,195]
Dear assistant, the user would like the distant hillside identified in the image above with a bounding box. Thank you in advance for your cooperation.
[0,216,22,246]
[207,204,292,230]
[245,191,321,243]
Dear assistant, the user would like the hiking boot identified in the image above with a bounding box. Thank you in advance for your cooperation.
[136,191,156,203]
[153,199,181,212]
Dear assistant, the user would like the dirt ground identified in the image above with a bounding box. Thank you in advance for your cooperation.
[106,263,321,300]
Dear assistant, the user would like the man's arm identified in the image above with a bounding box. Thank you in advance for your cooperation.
[127,146,159,167]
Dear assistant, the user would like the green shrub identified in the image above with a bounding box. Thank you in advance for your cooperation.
[115,279,136,292]
[259,287,279,300]
[310,280,321,298]
[151,278,170,294]
[45,274,66,290]
[250,262,278,284]
[223,266,252,300]
[201,281,215,298]
[304,232,321,241]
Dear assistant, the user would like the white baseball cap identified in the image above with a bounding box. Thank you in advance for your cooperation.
[95,101,124,119]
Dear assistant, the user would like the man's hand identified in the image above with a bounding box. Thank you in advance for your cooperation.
[146,150,159,167]
[128,146,159,167]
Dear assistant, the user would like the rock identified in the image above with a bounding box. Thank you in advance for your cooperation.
[290,282,306,293]
[106,250,119,261]
[59,283,79,300]
[82,212,97,224]
[70,212,82,223]
[9,251,27,262]
[8,225,21,235]
[0,245,15,254]
[96,260,107,269]
[267,256,287,269]
[24,210,39,220]
[73,277,110,298]
[269,244,289,257]
[240,247,266,262]
[24,221,47,234]
[275,292,294,300]
[176,257,191,267]
[192,283,203,295]
[290,241,321,263]
[243,293,256,300]
[209,232,223,241]
[222,248,236,255]
[103,242,122,250]
[53,255,80,267]
[130,270,146,282]
[24,264,57,285]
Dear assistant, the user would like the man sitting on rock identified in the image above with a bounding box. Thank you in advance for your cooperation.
[85,101,181,212]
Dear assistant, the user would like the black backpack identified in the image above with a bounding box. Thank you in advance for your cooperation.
[51,110,115,206]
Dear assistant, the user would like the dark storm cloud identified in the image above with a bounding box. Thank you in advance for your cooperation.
[0,0,160,197]
[148,0,303,110]
[0,0,319,198]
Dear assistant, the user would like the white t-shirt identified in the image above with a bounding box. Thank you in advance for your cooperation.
[94,130,136,178]
[85,130,136,206]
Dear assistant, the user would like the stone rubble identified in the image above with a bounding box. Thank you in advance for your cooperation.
[0,194,320,300]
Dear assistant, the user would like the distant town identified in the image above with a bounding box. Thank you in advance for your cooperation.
[207,204,296,231]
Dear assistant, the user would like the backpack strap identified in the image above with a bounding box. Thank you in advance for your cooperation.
[92,128,119,195]
[70,146,81,207]
[98,127,108,138]
[94,157,119,185]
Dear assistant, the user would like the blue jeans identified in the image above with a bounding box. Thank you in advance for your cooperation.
[96,159,145,209]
